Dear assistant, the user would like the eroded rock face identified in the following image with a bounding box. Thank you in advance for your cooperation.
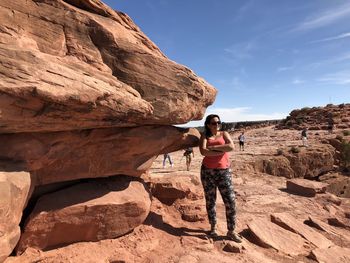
[0,0,216,259]
[0,126,200,185]
[0,172,32,262]
[254,144,335,178]
[277,103,350,130]
[0,0,216,133]
[17,176,151,254]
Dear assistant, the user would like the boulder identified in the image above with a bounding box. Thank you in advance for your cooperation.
[149,175,202,205]
[0,126,200,185]
[0,0,216,133]
[177,204,207,223]
[17,176,151,254]
[286,179,328,197]
[222,241,243,253]
[0,172,32,262]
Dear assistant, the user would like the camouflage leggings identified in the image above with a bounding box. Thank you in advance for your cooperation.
[200,166,236,231]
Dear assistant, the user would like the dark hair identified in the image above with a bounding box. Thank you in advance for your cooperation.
[204,114,221,138]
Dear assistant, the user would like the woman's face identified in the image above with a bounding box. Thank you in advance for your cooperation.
[207,117,221,133]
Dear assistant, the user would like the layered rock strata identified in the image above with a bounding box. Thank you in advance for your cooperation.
[253,144,335,178]
[0,0,217,260]
[0,0,215,133]
[0,126,200,185]
[0,172,32,262]
[277,103,350,130]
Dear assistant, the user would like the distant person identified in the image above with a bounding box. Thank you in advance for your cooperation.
[183,147,194,171]
[162,153,173,168]
[199,114,242,243]
[301,128,308,147]
[238,131,245,151]
[327,119,334,134]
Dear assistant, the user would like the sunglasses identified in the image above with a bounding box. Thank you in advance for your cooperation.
[210,121,221,125]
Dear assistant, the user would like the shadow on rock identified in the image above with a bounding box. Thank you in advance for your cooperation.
[144,211,208,239]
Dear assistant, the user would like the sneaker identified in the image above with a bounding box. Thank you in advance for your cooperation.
[170,164,174,167]
[208,229,218,238]
[227,231,242,243]
[208,225,218,237]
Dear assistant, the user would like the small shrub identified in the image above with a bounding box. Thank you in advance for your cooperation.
[301,107,311,112]
[290,146,300,153]
[276,149,284,155]
[340,141,350,171]
[343,130,350,136]
[336,135,344,141]
[296,118,303,125]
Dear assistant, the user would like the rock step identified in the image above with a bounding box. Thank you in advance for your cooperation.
[286,179,328,197]
[247,217,309,256]
[271,213,333,249]
[16,176,151,254]
[310,246,350,263]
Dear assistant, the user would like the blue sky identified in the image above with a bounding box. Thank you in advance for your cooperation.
[107,1,350,125]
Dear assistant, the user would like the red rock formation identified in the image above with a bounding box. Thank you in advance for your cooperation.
[0,126,200,185]
[0,0,216,133]
[254,144,335,178]
[0,0,217,260]
[277,104,350,130]
[16,176,151,253]
[0,172,32,262]
[286,179,328,197]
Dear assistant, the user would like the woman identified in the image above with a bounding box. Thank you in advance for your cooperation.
[199,114,242,242]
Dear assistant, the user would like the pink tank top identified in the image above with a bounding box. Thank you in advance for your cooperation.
[202,135,229,169]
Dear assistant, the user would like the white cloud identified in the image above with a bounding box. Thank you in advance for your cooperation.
[304,52,350,69]
[293,4,350,31]
[277,66,294,72]
[310,32,350,43]
[317,71,350,85]
[233,0,255,21]
[224,41,257,60]
[178,107,287,127]
[292,78,305,85]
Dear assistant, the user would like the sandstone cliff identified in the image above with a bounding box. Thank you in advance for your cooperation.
[277,103,350,130]
[0,0,216,260]
[0,0,216,133]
